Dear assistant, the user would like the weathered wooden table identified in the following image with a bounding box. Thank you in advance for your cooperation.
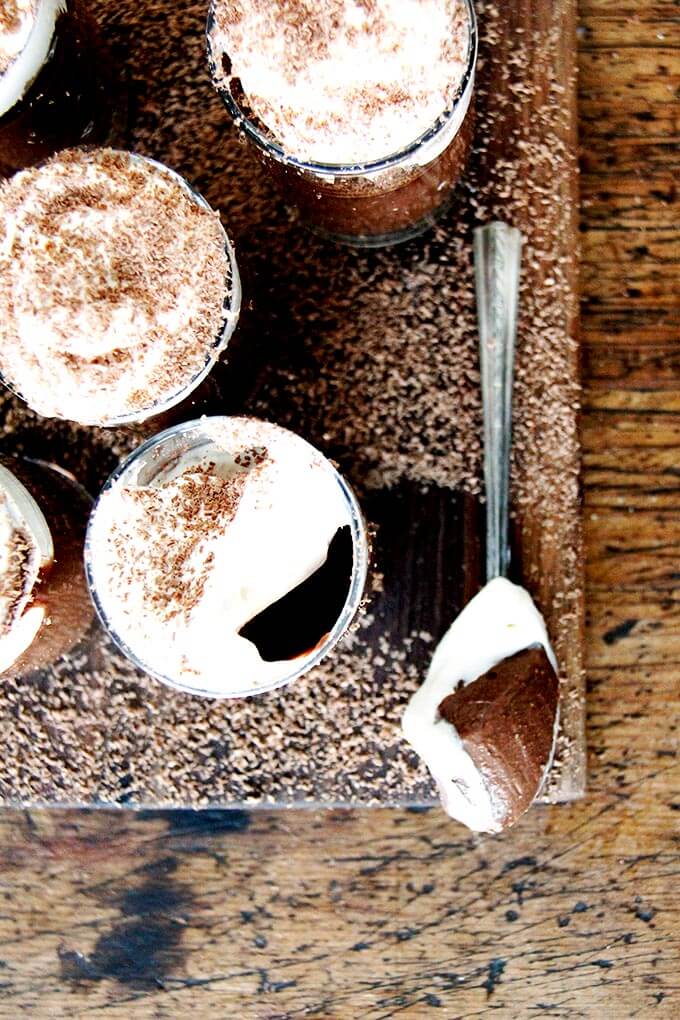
[0,0,677,1015]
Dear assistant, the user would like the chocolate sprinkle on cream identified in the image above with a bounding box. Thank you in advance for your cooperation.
[118,465,251,622]
[0,511,36,637]
[0,147,233,425]
[209,0,470,164]
[0,0,34,34]
[86,417,357,696]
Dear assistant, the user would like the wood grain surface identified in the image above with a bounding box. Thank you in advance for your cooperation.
[0,0,677,1016]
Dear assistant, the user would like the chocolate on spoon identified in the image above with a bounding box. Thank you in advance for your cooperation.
[402,223,559,833]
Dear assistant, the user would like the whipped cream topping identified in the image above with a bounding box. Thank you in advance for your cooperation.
[0,148,239,426]
[209,0,471,165]
[0,0,65,117]
[0,461,53,673]
[402,578,559,832]
[87,418,358,696]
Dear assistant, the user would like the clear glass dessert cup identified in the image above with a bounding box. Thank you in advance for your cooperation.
[84,417,370,699]
[0,152,242,427]
[206,0,478,248]
[0,0,116,178]
[0,456,93,678]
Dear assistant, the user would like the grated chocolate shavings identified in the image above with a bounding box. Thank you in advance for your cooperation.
[209,0,470,165]
[0,147,232,424]
[110,464,250,622]
[0,0,583,807]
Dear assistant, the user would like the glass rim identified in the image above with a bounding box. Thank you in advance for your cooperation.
[0,453,92,500]
[206,0,478,177]
[84,415,370,699]
[0,149,242,428]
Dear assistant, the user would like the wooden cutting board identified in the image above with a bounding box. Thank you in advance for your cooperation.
[0,0,584,808]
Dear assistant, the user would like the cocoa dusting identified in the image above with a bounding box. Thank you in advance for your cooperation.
[0,0,33,35]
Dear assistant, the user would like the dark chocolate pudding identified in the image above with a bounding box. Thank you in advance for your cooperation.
[207,0,477,246]
[0,0,115,177]
[439,645,559,829]
[402,576,560,832]
[239,524,354,661]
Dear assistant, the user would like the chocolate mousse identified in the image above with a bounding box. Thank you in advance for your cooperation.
[239,524,354,661]
[0,458,92,677]
[0,0,114,177]
[207,0,477,245]
[439,645,559,830]
[401,576,560,833]
[85,417,368,698]
[0,147,241,425]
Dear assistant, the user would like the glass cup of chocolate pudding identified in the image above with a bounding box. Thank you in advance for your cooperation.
[84,416,370,699]
[0,0,115,178]
[0,147,241,427]
[0,457,93,677]
[207,0,477,247]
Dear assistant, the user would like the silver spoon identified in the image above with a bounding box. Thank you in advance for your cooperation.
[401,222,559,833]
[474,220,521,582]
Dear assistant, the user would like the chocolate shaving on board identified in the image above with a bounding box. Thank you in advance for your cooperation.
[0,0,583,808]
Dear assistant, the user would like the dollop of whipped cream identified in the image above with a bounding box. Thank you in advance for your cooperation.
[0,148,237,425]
[209,0,471,165]
[87,418,355,696]
[0,461,53,674]
[0,0,66,117]
[402,577,559,833]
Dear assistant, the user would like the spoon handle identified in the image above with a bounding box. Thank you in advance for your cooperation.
[473,221,522,582]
